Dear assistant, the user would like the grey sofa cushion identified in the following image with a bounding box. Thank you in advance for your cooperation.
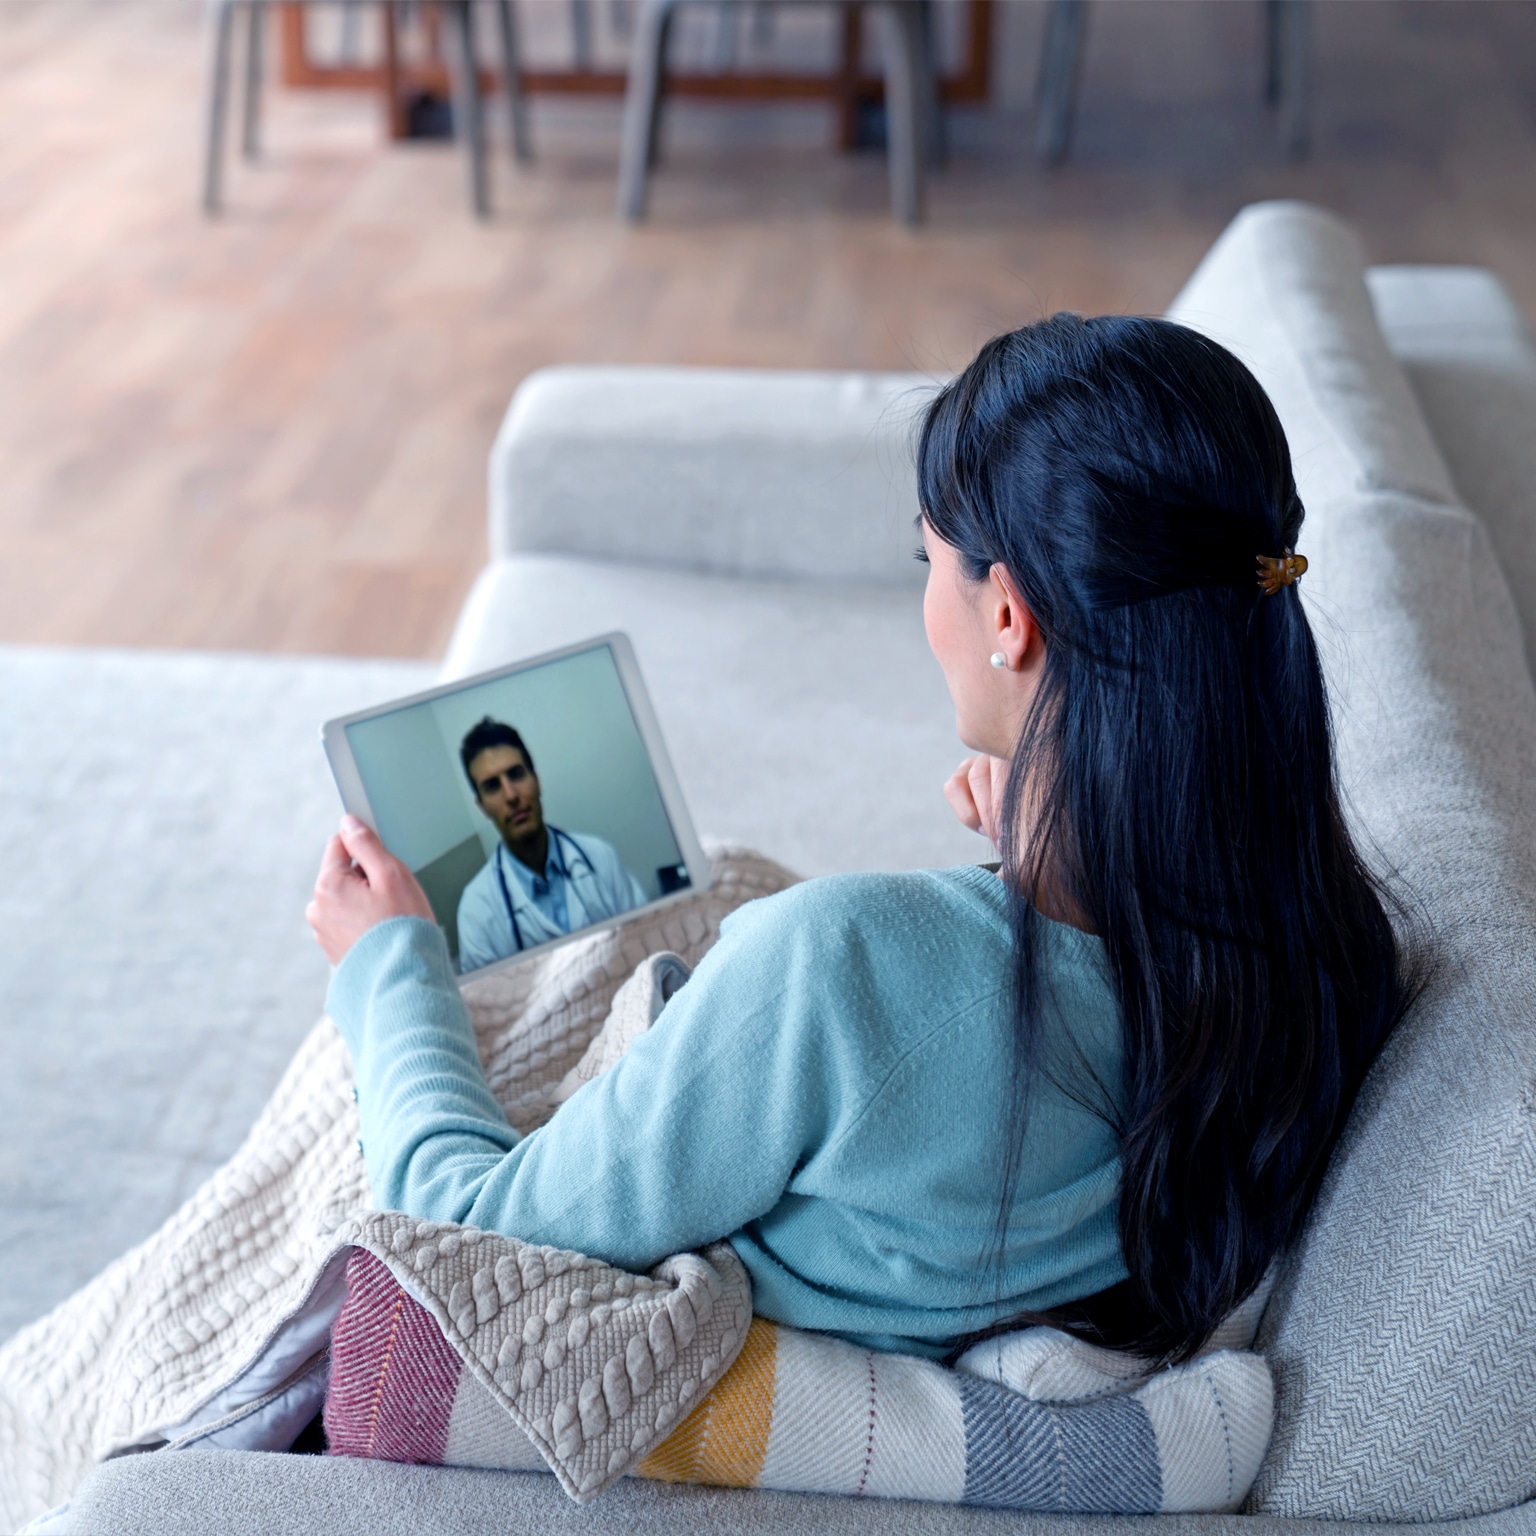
[442,553,984,876]
[54,1451,1536,1536]
[1169,203,1536,1521]
[1367,264,1536,674]
[488,365,937,585]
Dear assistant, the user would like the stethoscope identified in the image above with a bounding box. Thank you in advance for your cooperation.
[492,827,596,953]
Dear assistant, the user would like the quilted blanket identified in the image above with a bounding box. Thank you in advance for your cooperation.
[0,844,1275,1532]
[0,847,799,1533]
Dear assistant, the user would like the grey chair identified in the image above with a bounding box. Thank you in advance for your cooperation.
[615,0,939,227]
[203,0,531,220]
[1035,0,1312,165]
[570,0,638,67]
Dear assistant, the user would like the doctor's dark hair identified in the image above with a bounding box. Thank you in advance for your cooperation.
[920,314,1415,1364]
[459,717,536,793]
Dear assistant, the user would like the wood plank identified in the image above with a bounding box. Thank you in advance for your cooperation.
[0,0,1534,660]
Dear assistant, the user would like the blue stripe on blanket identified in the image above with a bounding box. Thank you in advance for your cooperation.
[957,1373,1162,1513]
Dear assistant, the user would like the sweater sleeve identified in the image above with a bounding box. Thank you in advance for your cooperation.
[326,900,832,1271]
[326,917,520,1214]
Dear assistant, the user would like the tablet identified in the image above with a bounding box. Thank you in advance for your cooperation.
[322,634,710,981]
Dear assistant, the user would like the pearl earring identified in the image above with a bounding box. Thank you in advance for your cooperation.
[989,652,1008,670]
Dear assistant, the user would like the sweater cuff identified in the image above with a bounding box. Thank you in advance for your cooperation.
[325,916,454,1050]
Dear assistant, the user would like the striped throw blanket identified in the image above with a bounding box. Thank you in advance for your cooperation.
[326,1245,1274,1514]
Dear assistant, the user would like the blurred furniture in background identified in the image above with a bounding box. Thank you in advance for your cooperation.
[569,0,639,69]
[203,0,530,219]
[1035,0,1312,164]
[616,0,939,226]
[273,0,988,141]
[269,1,991,202]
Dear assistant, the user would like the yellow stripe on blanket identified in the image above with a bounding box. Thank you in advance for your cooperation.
[638,1317,778,1487]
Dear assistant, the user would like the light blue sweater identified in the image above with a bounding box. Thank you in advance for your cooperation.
[326,864,1128,1357]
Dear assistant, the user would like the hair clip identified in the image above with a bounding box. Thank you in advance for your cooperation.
[1256,551,1308,595]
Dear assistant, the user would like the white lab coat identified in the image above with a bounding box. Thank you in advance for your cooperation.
[454,829,648,972]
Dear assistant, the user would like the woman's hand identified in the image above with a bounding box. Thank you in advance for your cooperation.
[944,755,1009,848]
[307,815,435,965]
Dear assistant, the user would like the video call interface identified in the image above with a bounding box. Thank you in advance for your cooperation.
[344,645,690,973]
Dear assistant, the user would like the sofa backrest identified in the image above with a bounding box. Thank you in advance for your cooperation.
[1167,201,1536,1522]
[1367,264,1536,678]
[487,366,936,585]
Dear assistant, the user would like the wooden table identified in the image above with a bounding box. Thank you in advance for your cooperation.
[276,0,991,149]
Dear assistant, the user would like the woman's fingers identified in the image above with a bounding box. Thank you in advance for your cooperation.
[336,816,435,919]
[971,755,1007,847]
[944,759,985,833]
[315,832,352,886]
[968,757,996,846]
[946,755,1007,846]
[338,815,388,882]
[310,818,436,967]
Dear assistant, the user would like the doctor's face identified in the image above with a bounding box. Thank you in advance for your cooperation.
[468,745,545,845]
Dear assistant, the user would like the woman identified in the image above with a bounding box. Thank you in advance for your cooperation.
[308,314,1413,1365]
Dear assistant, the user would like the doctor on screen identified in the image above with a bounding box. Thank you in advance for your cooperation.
[454,717,648,972]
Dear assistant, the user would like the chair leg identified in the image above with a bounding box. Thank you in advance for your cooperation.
[1263,0,1282,107]
[915,0,944,170]
[713,1,739,71]
[495,0,533,163]
[446,0,491,217]
[1272,0,1311,159]
[875,1,924,227]
[616,0,676,221]
[571,0,594,69]
[340,0,364,60]
[202,0,238,215]
[643,4,674,168]
[1035,0,1088,166]
[240,0,263,160]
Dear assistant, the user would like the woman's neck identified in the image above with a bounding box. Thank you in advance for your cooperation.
[985,859,1097,935]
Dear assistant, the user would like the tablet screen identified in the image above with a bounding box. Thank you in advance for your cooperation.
[330,639,699,976]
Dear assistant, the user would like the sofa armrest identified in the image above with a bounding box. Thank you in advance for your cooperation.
[487,366,939,585]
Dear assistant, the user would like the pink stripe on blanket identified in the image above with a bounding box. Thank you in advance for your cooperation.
[324,1248,462,1466]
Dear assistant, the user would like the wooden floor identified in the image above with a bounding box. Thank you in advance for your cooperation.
[3,0,1536,659]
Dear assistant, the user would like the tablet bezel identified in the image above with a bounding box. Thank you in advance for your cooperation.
[321,632,711,984]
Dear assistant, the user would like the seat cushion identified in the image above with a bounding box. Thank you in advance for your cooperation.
[0,645,434,1347]
[1168,202,1536,1521]
[441,554,983,877]
[50,1447,1536,1536]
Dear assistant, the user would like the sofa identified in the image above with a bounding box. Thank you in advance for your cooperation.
[13,200,1536,1533]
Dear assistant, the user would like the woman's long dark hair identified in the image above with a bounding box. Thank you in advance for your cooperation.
[920,314,1415,1364]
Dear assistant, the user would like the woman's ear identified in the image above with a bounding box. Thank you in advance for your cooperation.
[987,563,1040,672]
